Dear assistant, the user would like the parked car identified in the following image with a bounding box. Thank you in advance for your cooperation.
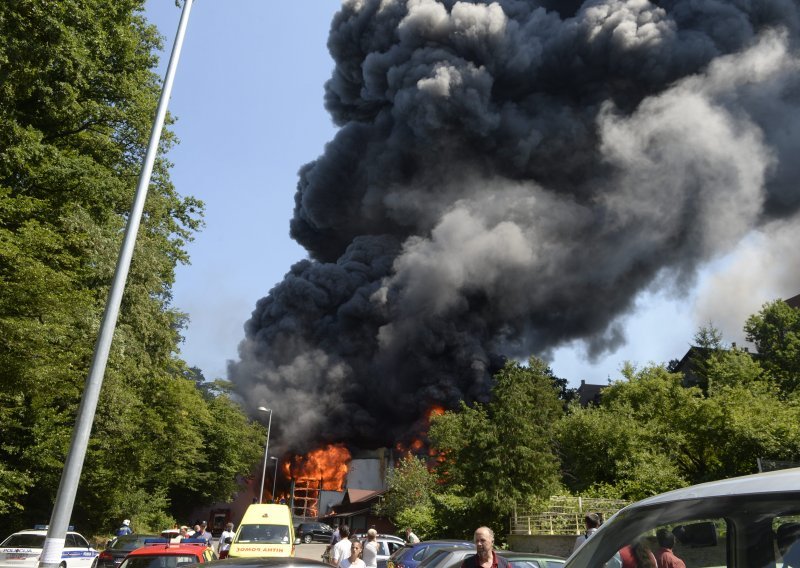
[295,523,334,545]
[565,467,800,567]
[119,538,216,568]
[387,540,474,568]
[94,535,158,568]
[359,534,405,568]
[500,551,565,568]
[418,548,565,568]
[0,527,98,568]
[183,557,330,568]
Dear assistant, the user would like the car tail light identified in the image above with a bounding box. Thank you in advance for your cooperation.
[98,551,114,562]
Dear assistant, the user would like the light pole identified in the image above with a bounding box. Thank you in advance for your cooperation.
[257,406,272,503]
[270,456,279,501]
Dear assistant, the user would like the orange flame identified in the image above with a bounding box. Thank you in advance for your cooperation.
[290,444,351,491]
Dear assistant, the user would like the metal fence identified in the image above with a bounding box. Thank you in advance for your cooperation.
[510,496,629,535]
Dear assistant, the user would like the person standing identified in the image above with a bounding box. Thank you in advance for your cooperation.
[117,520,132,537]
[459,527,508,568]
[654,530,685,568]
[405,528,420,544]
[193,523,212,545]
[218,522,236,559]
[572,513,601,553]
[331,525,352,567]
[362,529,379,568]
[340,539,365,568]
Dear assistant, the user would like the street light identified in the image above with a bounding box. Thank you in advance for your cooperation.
[270,456,279,501]
[257,406,272,503]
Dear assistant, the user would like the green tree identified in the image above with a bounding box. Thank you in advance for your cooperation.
[0,0,263,535]
[744,299,800,395]
[428,357,562,538]
[376,455,438,539]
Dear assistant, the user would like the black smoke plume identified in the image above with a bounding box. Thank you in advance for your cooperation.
[230,0,800,454]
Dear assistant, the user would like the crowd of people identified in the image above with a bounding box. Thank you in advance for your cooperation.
[115,518,236,558]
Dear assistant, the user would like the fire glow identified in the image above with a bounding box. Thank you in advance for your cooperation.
[287,443,351,491]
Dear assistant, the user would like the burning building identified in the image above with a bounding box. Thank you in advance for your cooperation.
[229,0,800,459]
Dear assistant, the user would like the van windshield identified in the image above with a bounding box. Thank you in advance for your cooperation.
[236,524,290,544]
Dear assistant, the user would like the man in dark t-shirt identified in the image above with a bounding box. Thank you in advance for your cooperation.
[460,527,508,568]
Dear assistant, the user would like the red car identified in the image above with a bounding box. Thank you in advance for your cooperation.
[119,539,217,568]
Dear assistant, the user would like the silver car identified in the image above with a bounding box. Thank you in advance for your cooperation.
[565,467,800,568]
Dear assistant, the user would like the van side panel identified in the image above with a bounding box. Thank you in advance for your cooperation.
[228,504,295,558]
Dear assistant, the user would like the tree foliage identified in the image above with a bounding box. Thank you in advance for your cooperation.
[428,357,562,538]
[0,0,262,535]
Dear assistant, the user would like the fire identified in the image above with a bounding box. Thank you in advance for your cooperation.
[289,443,351,491]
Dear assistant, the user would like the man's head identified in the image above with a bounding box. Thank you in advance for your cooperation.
[585,513,600,529]
[367,528,377,540]
[194,524,202,532]
[226,522,234,531]
[350,539,363,557]
[474,527,494,558]
[657,529,675,549]
[405,528,411,535]
[339,524,350,538]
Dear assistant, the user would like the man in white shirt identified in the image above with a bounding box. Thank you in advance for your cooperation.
[331,525,353,567]
[218,522,236,559]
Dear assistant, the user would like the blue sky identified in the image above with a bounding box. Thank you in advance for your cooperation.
[143,0,797,387]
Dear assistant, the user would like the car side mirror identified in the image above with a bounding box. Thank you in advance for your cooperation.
[673,522,718,548]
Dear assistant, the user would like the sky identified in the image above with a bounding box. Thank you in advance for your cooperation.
[142,0,799,388]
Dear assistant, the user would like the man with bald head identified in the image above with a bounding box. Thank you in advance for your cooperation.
[460,527,509,568]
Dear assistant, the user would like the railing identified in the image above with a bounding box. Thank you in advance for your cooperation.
[510,496,629,535]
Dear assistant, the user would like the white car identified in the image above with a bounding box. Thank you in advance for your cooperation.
[565,467,800,568]
[0,528,98,568]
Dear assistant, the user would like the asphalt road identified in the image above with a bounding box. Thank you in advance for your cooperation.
[295,542,328,562]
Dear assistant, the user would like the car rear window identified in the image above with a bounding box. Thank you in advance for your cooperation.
[111,537,151,551]
[1,534,45,548]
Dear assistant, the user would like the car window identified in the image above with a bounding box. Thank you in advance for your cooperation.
[71,534,90,548]
[387,542,404,554]
[412,546,429,561]
[545,562,564,568]
[2,534,46,548]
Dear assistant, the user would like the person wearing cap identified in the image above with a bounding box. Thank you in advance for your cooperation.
[117,519,132,537]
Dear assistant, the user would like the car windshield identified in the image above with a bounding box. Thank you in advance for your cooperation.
[121,555,199,568]
[567,491,800,568]
[236,524,290,544]
[1,534,45,548]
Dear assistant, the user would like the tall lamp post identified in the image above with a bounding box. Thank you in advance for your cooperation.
[270,456,279,501]
[257,406,272,503]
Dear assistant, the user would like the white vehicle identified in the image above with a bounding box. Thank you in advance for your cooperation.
[565,467,800,568]
[0,528,98,568]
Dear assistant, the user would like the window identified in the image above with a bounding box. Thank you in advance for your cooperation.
[2,534,46,548]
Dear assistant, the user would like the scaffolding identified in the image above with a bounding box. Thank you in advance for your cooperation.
[292,478,321,521]
[510,496,629,536]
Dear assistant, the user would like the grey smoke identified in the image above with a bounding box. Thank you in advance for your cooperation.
[229,0,800,453]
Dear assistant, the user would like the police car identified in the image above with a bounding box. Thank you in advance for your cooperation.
[0,527,98,568]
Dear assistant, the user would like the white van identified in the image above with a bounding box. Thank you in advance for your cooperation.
[228,504,295,558]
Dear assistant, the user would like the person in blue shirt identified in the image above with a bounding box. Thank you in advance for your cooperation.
[117,520,132,536]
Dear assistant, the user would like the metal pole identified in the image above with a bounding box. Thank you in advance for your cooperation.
[258,407,272,503]
[38,3,194,567]
[271,457,279,501]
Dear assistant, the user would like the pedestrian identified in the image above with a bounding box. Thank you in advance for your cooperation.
[331,525,352,567]
[654,529,685,568]
[572,513,601,553]
[362,529,379,568]
[405,527,420,544]
[117,520,132,537]
[459,527,508,568]
[218,522,236,559]
[194,523,212,545]
[340,538,365,568]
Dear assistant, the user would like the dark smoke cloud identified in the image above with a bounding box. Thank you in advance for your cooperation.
[230,0,800,453]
